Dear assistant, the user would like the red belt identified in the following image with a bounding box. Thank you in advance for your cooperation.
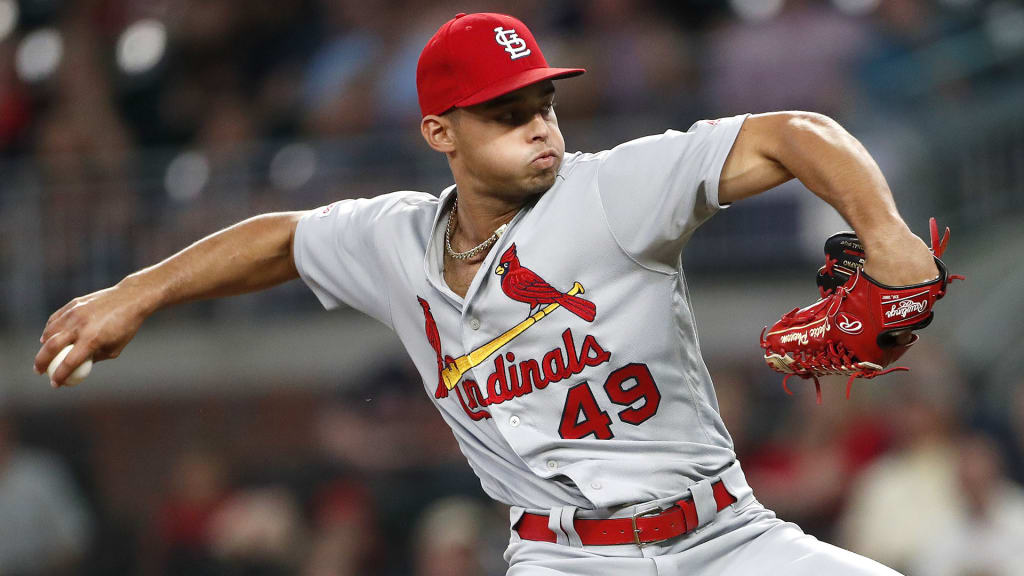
[515,480,736,547]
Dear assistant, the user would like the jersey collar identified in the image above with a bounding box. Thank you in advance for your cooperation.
[421,158,574,309]
[423,185,460,306]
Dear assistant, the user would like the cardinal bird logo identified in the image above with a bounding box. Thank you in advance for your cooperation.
[495,244,596,322]
[418,296,451,399]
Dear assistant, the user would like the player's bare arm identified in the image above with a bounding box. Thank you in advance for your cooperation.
[718,111,939,286]
[34,211,304,386]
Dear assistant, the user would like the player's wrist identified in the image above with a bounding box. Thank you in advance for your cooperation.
[849,210,909,250]
[858,219,921,259]
[116,271,168,316]
[862,233,939,286]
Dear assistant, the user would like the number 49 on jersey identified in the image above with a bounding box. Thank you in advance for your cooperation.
[558,364,661,440]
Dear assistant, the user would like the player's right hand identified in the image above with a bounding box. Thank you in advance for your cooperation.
[34,281,153,386]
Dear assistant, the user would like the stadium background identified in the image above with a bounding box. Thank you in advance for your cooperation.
[1,0,1023,574]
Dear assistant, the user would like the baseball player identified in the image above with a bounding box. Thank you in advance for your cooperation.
[36,12,941,575]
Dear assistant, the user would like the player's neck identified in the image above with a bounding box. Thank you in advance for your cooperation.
[450,191,521,250]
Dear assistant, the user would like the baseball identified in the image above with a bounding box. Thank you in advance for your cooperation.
[46,344,93,386]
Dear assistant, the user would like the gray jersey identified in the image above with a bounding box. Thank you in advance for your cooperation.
[294,114,748,510]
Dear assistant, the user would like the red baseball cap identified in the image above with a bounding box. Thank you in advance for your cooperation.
[416,13,585,117]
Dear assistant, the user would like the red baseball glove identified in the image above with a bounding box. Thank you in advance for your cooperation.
[760,218,963,403]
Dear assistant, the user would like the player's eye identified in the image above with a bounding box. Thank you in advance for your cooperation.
[495,102,553,126]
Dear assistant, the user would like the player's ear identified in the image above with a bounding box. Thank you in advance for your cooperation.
[421,113,457,153]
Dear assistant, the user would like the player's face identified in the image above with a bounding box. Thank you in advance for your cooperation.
[449,81,564,201]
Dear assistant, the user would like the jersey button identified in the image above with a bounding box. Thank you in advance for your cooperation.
[546,460,558,470]
[590,481,602,490]
[509,415,521,427]
[469,317,481,330]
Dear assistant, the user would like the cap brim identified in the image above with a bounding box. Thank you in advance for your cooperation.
[452,67,585,110]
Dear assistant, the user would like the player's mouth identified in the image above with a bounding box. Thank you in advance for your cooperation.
[531,149,559,169]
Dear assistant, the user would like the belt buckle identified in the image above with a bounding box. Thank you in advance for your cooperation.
[631,504,670,547]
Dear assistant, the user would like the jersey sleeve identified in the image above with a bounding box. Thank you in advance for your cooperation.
[596,114,748,270]
[293,196,396,328]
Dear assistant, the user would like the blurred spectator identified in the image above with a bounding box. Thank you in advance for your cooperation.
[156,448,233,576]
[0,42,32,153]
[0,409,93,576]
[742,384,891,540]
[413,496,491,576]
[837,359,965,573]
[373,6,449,127]
[701,0,869,119]
[303,478,379,576]
[911,431,1024,576]
[858,0,941,107]
[207,486,307,576]
[301,0,387,135]
[1006,380,1024,485]
[577,0,694,119]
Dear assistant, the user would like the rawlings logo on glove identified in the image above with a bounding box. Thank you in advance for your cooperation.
[882,294,929,323]
[836,314,862,334]
[761,218,964,403]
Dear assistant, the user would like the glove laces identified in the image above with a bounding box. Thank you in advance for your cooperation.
[769,286,910,404]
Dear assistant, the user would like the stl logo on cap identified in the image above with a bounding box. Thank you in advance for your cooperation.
[494,26,531,60]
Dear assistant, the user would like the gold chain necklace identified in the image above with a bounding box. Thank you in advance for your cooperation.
[445,197,508,260]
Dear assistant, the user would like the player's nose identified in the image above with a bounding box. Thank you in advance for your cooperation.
[527,112,550,142]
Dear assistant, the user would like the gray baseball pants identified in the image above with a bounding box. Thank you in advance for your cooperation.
[504,462,900,575]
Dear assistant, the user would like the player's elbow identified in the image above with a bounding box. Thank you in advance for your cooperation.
[745,111,846,162]
[780,111,847,146]
[751,111,851,169]
[783,110,838,129]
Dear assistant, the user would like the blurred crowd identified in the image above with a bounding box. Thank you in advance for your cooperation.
[0,363,510,576]
[1,0,1017,155]
[4,347,1024,576]
[716,345,1024,575]
[2,0,1022,324]
[2,0,1023,575]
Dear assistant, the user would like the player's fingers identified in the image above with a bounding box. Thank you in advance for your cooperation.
[94,341,127,363]
[41,300,79,343]
[46,299,76,326]
[34,330,76,375]
[50,341,93,387]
